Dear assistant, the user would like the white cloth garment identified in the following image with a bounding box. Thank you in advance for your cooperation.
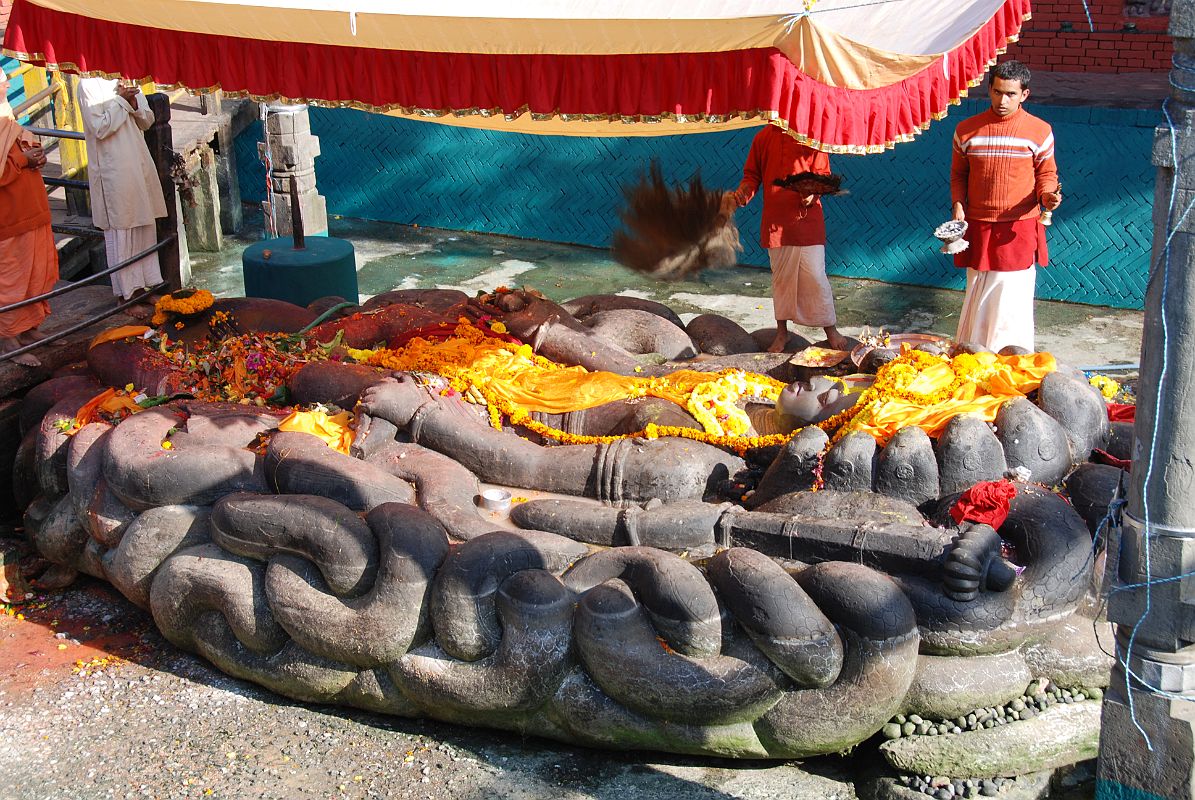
[955,266,1036,352]
[768,244,836,327]
[78,78,167,231]
[105,225,163,300]
[79,78,168,299]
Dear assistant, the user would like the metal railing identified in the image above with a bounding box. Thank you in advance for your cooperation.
[0,91,182,365]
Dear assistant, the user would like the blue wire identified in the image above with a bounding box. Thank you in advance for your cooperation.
[1118,91,1182,751]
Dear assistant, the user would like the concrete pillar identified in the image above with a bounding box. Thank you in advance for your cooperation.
[258,104,327,238]
[1097,3,1195,798]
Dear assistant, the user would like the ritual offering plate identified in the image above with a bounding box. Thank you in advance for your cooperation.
[934,219,969,254]
[772,171,848,196]
[850,333,952,367]
[789,346,851,368]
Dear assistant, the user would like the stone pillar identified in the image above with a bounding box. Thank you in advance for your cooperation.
[258,104,327,238]
[180,143,224,252]
[1097,3,1195,798]
[142,93,182,292]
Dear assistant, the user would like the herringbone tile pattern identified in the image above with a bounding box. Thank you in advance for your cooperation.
[235,100,1156,309]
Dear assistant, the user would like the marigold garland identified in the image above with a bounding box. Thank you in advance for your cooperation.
[151,288,215,326]
[87,318,1052,459]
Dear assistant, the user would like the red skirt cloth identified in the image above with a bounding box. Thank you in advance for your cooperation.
[954,218,1048,272]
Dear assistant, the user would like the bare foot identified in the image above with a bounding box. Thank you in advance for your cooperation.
[766,335,788,353]
[0,336,41,367]
[10,352,41,367]
[16,327,67,347]
[824,329,851,351]
[126,303,153,321]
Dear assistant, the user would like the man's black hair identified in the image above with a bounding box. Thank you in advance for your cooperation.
[992,60,1032,91]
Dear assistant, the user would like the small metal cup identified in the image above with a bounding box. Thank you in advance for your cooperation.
[1039,209,1053,227]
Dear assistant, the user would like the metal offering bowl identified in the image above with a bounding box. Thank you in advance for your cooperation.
[933,220,969,254]
[850,333,953,367]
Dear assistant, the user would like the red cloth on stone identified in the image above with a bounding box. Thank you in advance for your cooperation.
[950,479,1018,529]
[1107,403,1136,422]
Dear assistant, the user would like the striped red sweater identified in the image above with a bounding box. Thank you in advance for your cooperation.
[950,108,1059,223]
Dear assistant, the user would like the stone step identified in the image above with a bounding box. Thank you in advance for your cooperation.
[878,700,1100,779]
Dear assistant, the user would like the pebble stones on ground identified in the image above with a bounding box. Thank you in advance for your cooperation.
[1,578,871,800]
[868,771,1053,800]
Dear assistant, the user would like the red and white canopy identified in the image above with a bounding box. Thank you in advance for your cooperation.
[3,0,1030,151]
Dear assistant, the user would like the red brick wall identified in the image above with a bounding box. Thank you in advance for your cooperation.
[1011,0,1172,72]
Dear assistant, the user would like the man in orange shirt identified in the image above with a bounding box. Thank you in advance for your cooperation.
[725,124,849,353]
[0,66,59,367]
[950,60,1062,352]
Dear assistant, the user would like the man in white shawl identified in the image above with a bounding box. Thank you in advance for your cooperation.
[78,77,167,303]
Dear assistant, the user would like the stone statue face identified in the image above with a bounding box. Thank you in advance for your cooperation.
[777,377,846,425]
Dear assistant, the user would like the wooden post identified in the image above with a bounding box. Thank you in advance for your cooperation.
[143,93,182,291]
[51,72,90,218]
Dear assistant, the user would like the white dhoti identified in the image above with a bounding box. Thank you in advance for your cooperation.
[955,267,1036,352]
[105,224,163,300]
[768,245,835,327]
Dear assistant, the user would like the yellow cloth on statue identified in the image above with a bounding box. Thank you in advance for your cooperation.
[278,409,356,454]
[363,333,749,414]
[853,351,1056,443]
[471,348,721,413]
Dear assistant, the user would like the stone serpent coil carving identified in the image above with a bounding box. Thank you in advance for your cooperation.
[13,290,1116,764]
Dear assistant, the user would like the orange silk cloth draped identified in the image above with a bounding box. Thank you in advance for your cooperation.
[855,351,1056,444]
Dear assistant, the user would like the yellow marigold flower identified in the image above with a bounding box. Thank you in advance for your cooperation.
[155,288,214,317]
[489,321,508,334]
[1089,374,1120,399]
[161,440,173,450]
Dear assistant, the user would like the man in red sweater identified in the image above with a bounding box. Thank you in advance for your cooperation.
[950,60,1062,352]
[725,124,849,352]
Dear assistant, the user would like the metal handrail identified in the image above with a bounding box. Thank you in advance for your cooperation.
[43,176,89,190]
[0,235,177,315]
[0,281,169,364]
[25,125,85,141]
[51,222,104,238]
[13,84,56,119]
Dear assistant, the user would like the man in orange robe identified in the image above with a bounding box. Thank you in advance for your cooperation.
[0,66,60,367]
[726,124,849,353]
